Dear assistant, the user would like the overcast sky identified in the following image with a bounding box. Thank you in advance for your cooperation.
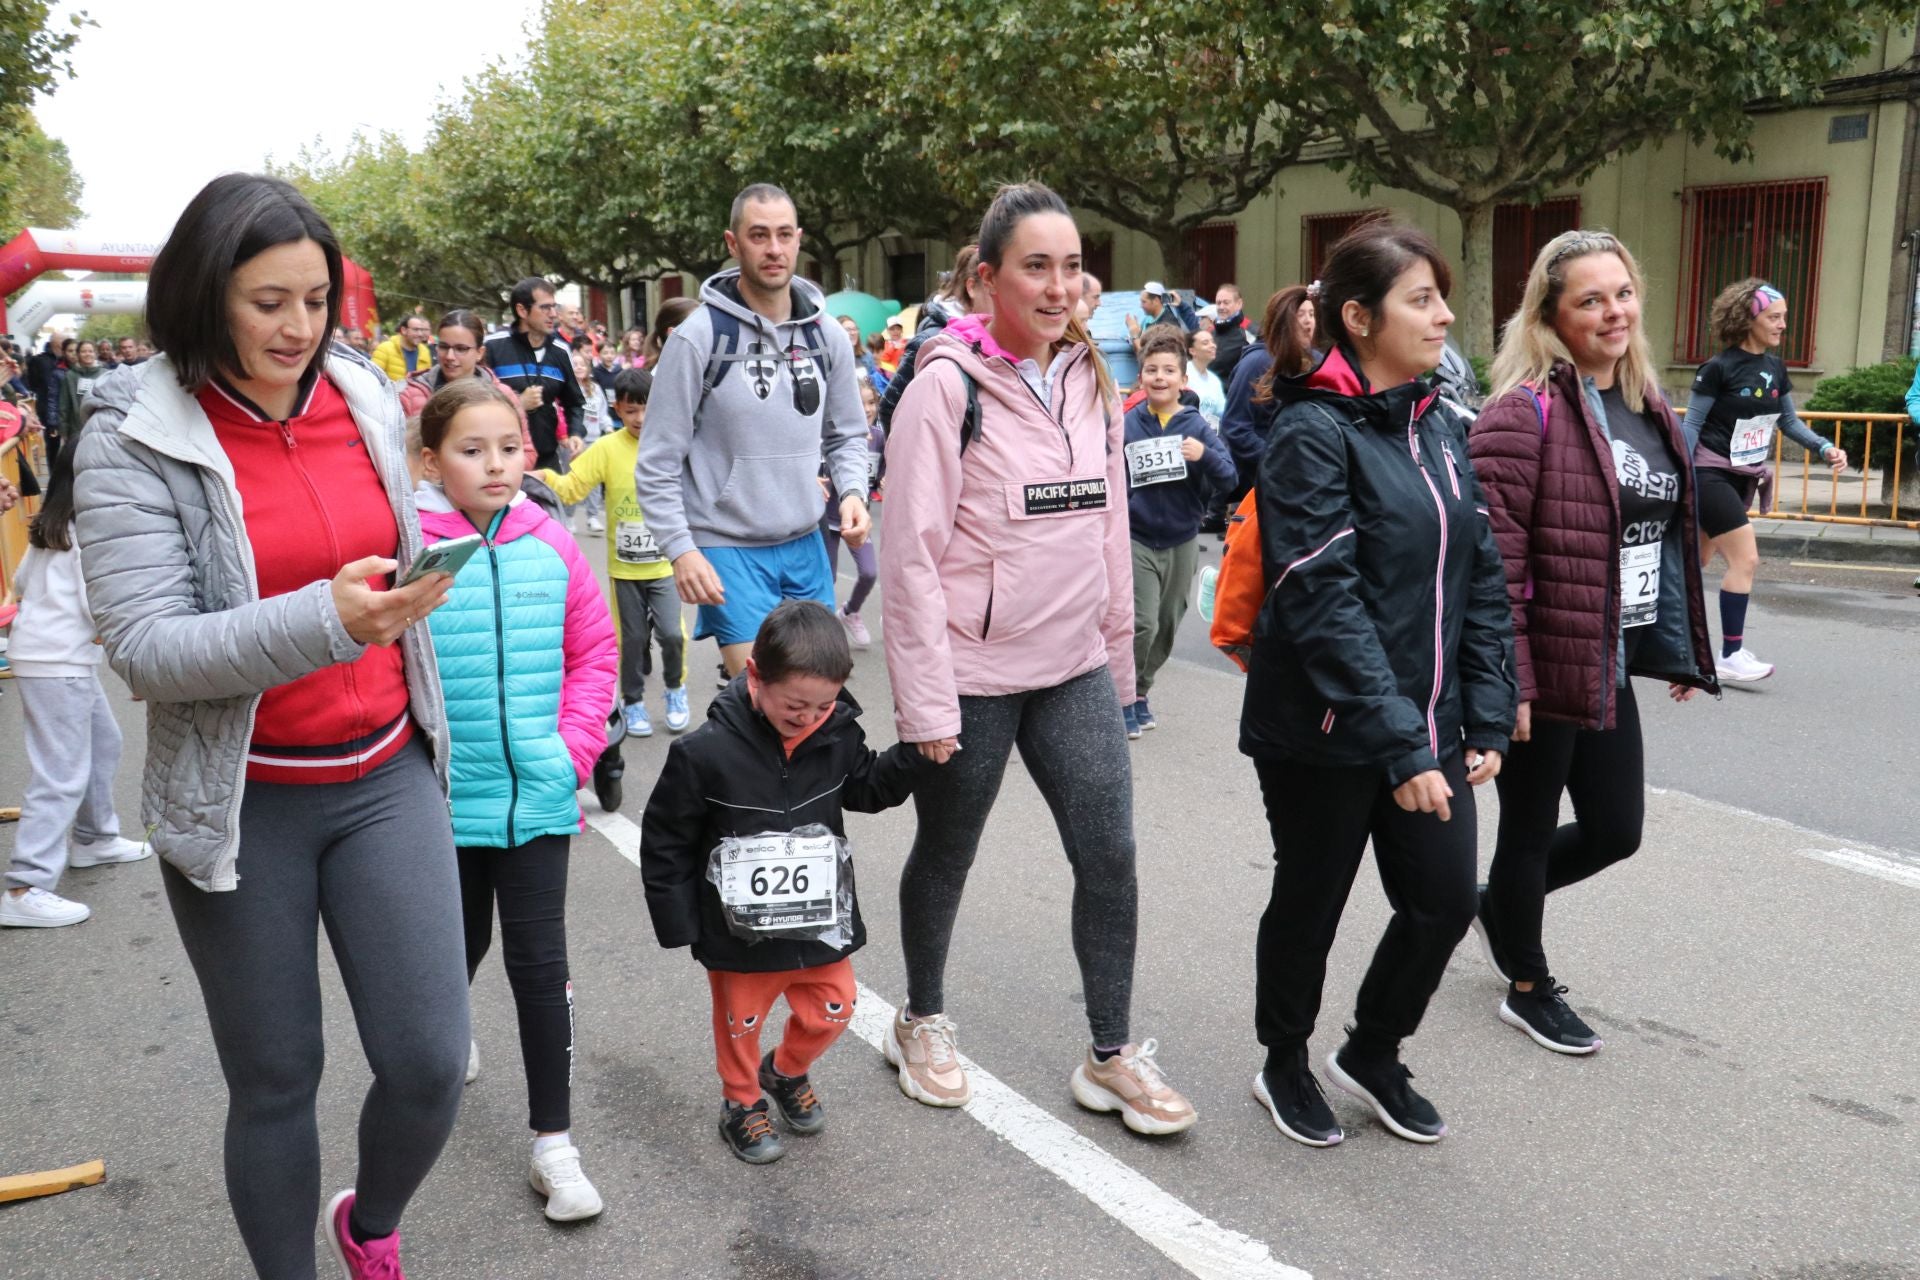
[33,0,530,239]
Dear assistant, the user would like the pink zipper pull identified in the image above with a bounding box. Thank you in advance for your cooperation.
[279,422,296,450]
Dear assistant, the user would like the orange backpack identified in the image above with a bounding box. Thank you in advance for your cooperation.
[1206,488,1264,672]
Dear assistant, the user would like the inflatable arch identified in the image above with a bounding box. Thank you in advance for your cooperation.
[0,227,378,339]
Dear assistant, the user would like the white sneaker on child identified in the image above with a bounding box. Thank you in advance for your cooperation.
[529,1142,604,1221]
[0,887,91,928]
[67,835,151,868]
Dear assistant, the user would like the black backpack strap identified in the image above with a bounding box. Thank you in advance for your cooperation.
[958,369,980,455]
[702,307,741,396]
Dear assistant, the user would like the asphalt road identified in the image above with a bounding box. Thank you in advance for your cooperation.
[3,533,1916,1279]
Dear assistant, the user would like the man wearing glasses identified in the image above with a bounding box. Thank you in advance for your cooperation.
[486,278,585,470]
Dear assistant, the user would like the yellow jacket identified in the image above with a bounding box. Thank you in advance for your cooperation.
[371,335,432,382]
[539,429,673,582]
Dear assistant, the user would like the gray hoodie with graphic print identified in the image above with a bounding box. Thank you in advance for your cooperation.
[634,269,869,562]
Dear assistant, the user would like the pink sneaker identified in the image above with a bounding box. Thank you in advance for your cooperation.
[324,1189,406,1279]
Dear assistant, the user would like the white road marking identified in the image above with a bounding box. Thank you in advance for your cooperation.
[1649,787,1920,889]
[578,803,1306,1280]
[1794,846,1920,890]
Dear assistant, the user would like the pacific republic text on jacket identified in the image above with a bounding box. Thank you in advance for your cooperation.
[877,314,1136,744]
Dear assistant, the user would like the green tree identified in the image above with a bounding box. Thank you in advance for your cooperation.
[0,1,88,119]
[77,311,143,345]
[277,132,540,319]
[0,111,83,231]
[656,0,968,289]
[859,0,1311,283]
[1268,0,1904,356]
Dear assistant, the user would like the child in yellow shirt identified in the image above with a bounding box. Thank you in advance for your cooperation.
[538,368,690,736]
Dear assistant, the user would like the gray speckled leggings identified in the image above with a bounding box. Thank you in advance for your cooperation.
[898,665,1138,1046]
[163,740,468,1280]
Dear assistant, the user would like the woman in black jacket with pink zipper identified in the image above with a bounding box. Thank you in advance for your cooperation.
[1241,221,1516,1151]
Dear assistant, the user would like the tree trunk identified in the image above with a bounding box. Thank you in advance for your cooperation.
[1454,202,1496,361]
[1153,225,1197,289]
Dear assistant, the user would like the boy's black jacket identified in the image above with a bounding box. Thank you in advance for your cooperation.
[640,678,922,972]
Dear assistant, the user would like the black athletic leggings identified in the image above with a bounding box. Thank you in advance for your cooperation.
[458,834,575,1133]
[1253,751,1478,1062]
[1486,680,1644,984]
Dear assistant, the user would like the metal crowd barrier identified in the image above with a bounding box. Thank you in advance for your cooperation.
[0,432,46,598]
[1752,410,1917,529]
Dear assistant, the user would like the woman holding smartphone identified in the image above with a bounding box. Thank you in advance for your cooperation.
[73,174,467,1280]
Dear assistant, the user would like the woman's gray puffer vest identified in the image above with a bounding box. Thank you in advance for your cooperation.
[71,348,451,891]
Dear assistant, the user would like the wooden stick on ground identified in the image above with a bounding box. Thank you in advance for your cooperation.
[0,1160,106,1204]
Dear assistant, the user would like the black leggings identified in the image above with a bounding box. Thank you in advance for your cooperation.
[1253,751,1478,1061]
[458,834,575,1133]
[1486,681,1644,984]
[898,666,1138,1047]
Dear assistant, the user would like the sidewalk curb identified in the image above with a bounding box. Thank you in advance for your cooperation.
[1752,523,1920,566]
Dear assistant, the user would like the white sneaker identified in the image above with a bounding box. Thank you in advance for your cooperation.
[1715,648,1775,683]
[586,516,604,533]
[0,887,91,928]
[465,1039,480,1085]
[529,1143,604,1221]
[67,835,151,868]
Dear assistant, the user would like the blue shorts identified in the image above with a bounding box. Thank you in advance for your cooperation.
[695,532,836,645]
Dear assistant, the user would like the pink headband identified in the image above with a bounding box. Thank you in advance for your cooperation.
[1750,285,1785,316]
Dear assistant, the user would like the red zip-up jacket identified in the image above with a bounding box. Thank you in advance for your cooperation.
[198,373,414,782]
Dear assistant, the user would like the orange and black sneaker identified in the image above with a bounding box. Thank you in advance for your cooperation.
[719,1097,786,1165]
[758,1051,828,1135]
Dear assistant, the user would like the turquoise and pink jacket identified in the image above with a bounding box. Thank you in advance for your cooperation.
[418,484,618,848]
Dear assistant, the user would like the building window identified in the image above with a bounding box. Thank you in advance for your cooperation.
[1083,234,1114,292]
[1302,210,1386,281]
[1828,113,1870,143]
[1184,222,1238,302]
[658,275,683,301]
[1677,179,1826,366]
[888,252,927,305]
[1492,197,1582,348]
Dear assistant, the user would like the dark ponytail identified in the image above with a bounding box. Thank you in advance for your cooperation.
[27,433,77,552]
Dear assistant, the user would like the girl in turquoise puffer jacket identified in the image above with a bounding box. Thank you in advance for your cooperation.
[415,378,619,1224]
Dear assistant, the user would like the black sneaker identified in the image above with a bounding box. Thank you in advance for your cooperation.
[1499,980,1603,1055]
[1325,1044,1447,1143]
[1469,883,1512,983]
[758,1052,827,1135]
[1252,1052,1342,1148]
[719,1098,786,1164]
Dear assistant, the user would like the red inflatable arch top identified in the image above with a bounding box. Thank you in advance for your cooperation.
[0,227,378,339]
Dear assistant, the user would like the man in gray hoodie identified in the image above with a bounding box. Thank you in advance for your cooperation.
[635,183,872,677]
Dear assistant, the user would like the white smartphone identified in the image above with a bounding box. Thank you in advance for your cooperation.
[397,533,485,587]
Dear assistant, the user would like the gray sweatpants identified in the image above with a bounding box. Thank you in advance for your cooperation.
[897,665,1139,1046]
[1130,538,1198,699]
[163,739,468,1280]
[615,575,688,703]
[7,673,124,891]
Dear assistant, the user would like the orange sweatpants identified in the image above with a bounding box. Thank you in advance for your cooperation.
[708,957,857,1107]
